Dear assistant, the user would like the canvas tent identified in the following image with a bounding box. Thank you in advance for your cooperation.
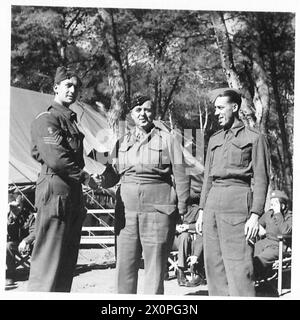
[9,86,204,197]
[9,86,115,189]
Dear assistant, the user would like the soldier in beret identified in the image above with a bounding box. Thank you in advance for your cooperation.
[196,88,270,296]
[254,190,292,279]
[28,66,98,292]
[91,92,190,294]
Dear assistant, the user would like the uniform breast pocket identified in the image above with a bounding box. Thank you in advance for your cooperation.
[229,141,252,167]
[118,145,130,169]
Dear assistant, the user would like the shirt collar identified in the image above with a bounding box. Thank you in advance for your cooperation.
[224,120,244,137]
[50,101,78,122]
[127,123,156,146]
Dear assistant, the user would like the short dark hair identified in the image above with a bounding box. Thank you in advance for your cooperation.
[217,89,242,108]
[217,89,242,107]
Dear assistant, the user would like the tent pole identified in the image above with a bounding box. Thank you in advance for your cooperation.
[9,181,36,211]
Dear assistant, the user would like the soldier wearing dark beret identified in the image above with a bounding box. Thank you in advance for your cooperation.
[196,87,270,296]
[90,92,190,294]
[27,66,98,292]
[254,190,292,279]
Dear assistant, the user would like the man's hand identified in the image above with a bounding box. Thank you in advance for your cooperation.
[82,171,101,190]
[88,175,101,190]
[195,209,203,235]
[18,240,29,255]
[176,224,189,234]
[187,255,198,267]
[244,213,259,241]
[181,224,189,232]
[258,224,266,238]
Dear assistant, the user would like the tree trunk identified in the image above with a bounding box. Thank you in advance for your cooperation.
[211,12,255,126]
[99,9,128,134]
[251,51,270,134]
[161,63,183,120]
[107,59,125,136]
[270,68,293,199]
[267,32,293,201]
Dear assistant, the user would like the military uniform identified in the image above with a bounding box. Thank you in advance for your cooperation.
[28,102,87,292]
[6,209,35,282]
[98,124,190,294]
[254,209,292,277]
[199,120,270,296]
[173,204,203,269]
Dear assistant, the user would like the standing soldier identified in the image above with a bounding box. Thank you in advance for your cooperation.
[196,88,270,296]
[91,93,190,294]
[28,66,98,292]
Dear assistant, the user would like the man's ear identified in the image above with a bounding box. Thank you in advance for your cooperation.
[232,103,239,113]
[53,84,58,94]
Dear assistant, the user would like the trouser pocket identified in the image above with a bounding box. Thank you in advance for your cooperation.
[43,194,70,221]
[218,214,247,261]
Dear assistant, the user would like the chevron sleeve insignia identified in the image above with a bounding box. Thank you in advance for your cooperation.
[42,128,63,145]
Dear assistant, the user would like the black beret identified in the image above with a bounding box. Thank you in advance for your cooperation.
[208,87,242,103]
[130,93,151,110]
[54,66,82,87]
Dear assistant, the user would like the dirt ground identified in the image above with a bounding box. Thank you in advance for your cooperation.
[5,247,291,298]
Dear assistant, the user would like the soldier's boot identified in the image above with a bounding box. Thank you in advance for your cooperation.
[177,268,188,286]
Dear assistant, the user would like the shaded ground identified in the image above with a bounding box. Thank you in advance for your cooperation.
[5,248,292,298]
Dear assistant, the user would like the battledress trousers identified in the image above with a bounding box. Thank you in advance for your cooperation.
[98,125,190,294]
[28,102,86,292]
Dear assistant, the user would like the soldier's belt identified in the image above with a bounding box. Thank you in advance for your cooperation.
[121,176,172,185]
[212,178,251,187]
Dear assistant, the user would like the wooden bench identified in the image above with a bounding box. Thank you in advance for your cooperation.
[80,209,115,247]
[82,226,114,233]
[80,226,115,245]
[80,235,115,245]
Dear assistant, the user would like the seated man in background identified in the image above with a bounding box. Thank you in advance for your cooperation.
[254,190,292,280]
[173,189,206,287]
[6,192,35,288]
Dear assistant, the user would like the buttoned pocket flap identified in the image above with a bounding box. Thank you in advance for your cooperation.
[211,141,223,151]
[231,140,252,149]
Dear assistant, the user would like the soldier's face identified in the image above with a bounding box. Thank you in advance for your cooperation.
[131,100,154,131]
[54,77,80,107]
[270,198,285,213]
[214,96,238,129]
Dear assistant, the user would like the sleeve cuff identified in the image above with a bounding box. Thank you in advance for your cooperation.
[250,211,262,217]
